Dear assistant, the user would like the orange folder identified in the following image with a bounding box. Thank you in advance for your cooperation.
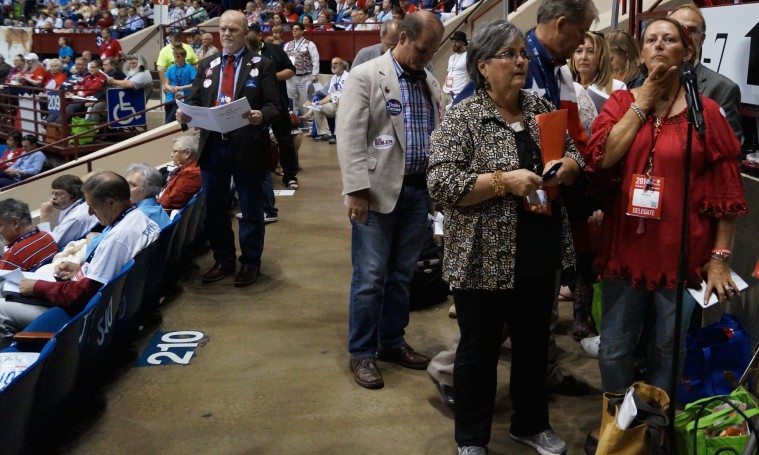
[534,109,568,200]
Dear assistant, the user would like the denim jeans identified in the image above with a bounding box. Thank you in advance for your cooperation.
[200,135,266,267]
[453,273,556,447]
[598,278,697,393]
[347,184,429,358]
[262,171,277,217]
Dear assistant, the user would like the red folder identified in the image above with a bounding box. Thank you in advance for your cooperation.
[534,109,568,200]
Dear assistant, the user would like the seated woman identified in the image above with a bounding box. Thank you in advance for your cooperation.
[125,163,171,229]
[158,135,201,210]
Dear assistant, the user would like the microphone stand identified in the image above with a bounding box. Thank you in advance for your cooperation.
[668,86,695,450]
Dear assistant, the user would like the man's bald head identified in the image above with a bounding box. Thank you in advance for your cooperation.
[219,10,248,53]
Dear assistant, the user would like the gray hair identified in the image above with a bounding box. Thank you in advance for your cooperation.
[0,198,31,225]
[380,18,400,38]
[467,20,524,90]
[536,0,598,25]
[126,163,164,198]
[173,134,200,161]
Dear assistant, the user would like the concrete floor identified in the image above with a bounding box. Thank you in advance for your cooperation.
[59,137,605,455]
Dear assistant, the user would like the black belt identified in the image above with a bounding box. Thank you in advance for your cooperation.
[296,73,311,77]
[403,173,427,188]
[213,131,231,141]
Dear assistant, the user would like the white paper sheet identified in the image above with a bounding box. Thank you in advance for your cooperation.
[688,270,749,308]
[616,386,638,430]
[176,97,252,134]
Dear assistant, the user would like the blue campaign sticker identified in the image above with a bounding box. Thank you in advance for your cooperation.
[136,330,206,367]
[386,99,402,116]
[245,79,258,88]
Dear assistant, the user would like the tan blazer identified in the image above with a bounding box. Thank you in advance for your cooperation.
[336,51,443,214]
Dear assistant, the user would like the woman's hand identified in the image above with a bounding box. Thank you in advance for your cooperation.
[703,258,738,305]
[501,169,543,197]
[542,158,581,187]
[634,62,680,112]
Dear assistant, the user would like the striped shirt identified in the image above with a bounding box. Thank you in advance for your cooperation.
[391,56,434,175]
[0,228,58,271]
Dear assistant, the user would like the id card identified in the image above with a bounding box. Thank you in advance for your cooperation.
[444,76,453,88]
[626,174,664,219]
[524,188,552,215]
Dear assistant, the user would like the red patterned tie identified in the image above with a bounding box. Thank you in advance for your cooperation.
[219,54,236,103]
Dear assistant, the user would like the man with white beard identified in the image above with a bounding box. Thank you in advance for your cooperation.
[106,55,154,103]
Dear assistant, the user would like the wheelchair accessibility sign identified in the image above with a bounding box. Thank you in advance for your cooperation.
[107,88,146,128]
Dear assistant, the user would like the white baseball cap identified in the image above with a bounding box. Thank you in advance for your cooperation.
[24,52,39,61]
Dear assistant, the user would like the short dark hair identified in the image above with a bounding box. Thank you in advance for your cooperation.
[0,198,32,225]
[83,171,131,203]
[536,0,598,25]
[51,174,84,200]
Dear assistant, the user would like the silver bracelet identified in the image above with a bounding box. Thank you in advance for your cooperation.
[629,103,647,124]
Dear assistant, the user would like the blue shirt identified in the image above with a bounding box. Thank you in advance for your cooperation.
[391,56,434,175]
[138,197,170,229]
[164,63,197,103]
[9,151,45,179]
[524,29,561,109]
[59,45,75,72]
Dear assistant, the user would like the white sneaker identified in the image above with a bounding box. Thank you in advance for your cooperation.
[458,447,486,455]
[510,429,567,455]
[581,335,600,358]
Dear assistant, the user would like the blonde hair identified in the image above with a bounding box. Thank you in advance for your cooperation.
[605,30,641,85]
[569,31,614,94]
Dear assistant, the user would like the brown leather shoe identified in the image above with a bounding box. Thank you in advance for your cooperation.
[234,265,260,287]
[377,344,430,370]
[202,262,235,283]
[350,357,384,389]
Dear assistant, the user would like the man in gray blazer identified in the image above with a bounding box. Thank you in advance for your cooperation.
[670,4,743,143]
[337,11,444,390]
[351,19,401,69]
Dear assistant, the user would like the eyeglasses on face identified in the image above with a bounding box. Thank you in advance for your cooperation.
[490,49,531,62]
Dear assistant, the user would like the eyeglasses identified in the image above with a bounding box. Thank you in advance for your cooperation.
[490,49,531,62]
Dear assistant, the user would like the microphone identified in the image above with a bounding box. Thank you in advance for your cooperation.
[680,62,705,140]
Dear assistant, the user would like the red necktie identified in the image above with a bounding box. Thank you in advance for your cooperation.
[219,54,236,102]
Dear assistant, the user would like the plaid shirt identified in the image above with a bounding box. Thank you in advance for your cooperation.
[391,56,434,175]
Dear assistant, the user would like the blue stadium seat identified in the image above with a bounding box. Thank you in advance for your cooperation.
[78,260,133,383]
[143,216,180,311]
[0,338,56,455]
[164,193,198,285]
[181,189,205,261]
[113,241,158,346]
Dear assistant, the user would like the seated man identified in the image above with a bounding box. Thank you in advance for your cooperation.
[38,174,98,249]
[0,171,160,348]
[0,135,46,188]
[125,163,171,228]
[302,58,349,144]
[158,135,201,210]
[0,199,58,271]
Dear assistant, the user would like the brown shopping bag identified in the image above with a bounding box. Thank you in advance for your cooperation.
[596,382,670,454]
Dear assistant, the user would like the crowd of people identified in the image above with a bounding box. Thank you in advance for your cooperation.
[0,0,752,453]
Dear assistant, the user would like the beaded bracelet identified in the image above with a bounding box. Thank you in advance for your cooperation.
[629,103,647,124]
[491,170,507,197]
[711,248,732,261]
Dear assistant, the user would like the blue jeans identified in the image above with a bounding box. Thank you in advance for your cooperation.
[598,278,697,393]
[348,184,429,358]
[201,135,266,267]
[262,172,277,217]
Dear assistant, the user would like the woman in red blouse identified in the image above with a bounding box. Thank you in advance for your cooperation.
[585,18,747,394]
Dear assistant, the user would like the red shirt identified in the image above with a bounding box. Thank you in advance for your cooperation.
[0,146,23,171]
[74,72,107,97]
[585,90,747,290]
[158,162,201,210]
[0,228,57,271]
[100,38,122,60]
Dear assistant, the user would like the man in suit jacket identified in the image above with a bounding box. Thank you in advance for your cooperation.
[337,11,444,390]
[670,4,744,142]
[177,10,280,287]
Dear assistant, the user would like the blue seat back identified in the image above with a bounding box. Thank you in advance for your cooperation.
[168,193,198,264]
[113,242,157,345]
[143,215,180,308]
[0,338,56,455]
[78,260,132,379]
[181,189,205,260]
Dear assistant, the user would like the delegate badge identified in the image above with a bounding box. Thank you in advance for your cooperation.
[444,76,453,88]
[626,173,664,220]
[523,188,552,215]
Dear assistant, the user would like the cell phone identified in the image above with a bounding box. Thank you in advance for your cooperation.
[542,162,562,181]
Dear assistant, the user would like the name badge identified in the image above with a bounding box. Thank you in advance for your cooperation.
[245,79,257,88]
[444,76,453,88]
[249,68,259,78]
[523,188,552,215]
[626,174,664,220]
[252,56,261,63]
[210,57,221,68]
[386,99,402,116]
